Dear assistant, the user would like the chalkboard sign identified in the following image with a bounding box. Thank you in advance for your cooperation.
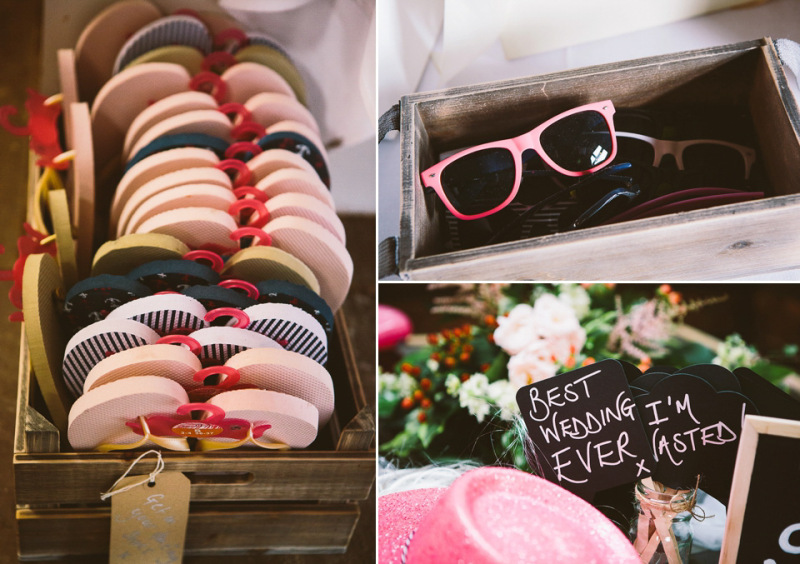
[633,372,758,501]
[516,359,656,500]
[721,415,800,564]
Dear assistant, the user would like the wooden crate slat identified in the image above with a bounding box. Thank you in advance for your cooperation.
[14,453,374,505]
[17,503,359,559]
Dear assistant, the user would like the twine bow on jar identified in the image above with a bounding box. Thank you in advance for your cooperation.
[632,476,701,564]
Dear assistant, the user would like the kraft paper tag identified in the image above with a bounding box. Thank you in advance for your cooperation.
[110,471,190,563]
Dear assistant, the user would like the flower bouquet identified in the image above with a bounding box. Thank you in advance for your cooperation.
[379,284,797,470]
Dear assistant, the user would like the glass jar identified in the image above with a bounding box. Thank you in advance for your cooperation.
[629,480,694,564]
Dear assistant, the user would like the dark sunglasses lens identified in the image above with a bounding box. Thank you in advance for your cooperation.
[540,110,613,172]
[616,136,656,165]
[440,147,516,216]
[682,143,746,185]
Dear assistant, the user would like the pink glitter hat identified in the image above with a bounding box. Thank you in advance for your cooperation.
[379,466,641,563]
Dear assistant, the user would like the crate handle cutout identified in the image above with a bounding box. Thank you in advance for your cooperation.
[183,471,255,485]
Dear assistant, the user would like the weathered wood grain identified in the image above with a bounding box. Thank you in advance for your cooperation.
[17,503,359,560]
[398,38,800,280]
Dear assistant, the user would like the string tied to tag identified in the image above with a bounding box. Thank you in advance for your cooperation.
[100,449,165,501]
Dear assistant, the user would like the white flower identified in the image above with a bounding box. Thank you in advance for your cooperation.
[380,372,417,397]
[458,373,492,423]
[713,334,760,369]
[507,343,558,389]
[494,304,538,355]
[378,371,396,393]
[426,358,440,372]
[557,284,591,319]
[487,380,520,421]
[445,373,461,396]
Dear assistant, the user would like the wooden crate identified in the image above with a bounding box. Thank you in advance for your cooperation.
[395,37,800,280]
[13,308,375,559]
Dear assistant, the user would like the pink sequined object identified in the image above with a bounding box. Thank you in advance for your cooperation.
[379,488,446,564]
[380,467,641,564]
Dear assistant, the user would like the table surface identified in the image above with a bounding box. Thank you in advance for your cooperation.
[0,1,375,562]
[378,0,800,280]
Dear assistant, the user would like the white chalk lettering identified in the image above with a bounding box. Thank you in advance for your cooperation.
[650,421,738,465]
[528,370,600,423]
[675,394,700,425]
[645,400,670,426]
[779,523,800,555]
[551,446,588,484]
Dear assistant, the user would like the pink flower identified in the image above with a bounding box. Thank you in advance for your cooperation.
[507,342,558,389]
[530,294,586,363]
[493,304,538,355]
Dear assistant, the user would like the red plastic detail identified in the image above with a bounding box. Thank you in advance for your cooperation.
[229,199,269,228]
[0,89,67,170]
[126,402,258,440]
[189,71,228,104]
[231,120,266,142]
[204,306,250,328]
[1,223,57,322]
[154,290,181,295]
[230,227,272,247]
[157,334,202,355]
[214,27,248,51]
[224,141,262,160]
[233,185,267,202]
[218,102,251,125]
[202,51,238,74]
[183,249,224,272]
[216,159,252,187]
[218,278,259,299]
[252,423,272,438]
[193,365,241,387]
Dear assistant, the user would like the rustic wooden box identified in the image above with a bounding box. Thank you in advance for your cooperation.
[395,37,800,280]
[13,304,374,560]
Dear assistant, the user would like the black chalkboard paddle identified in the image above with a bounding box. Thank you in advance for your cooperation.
[634,372,758,501]
[516,359,656,501]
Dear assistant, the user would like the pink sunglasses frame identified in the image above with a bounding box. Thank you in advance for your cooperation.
[420,100,617,220]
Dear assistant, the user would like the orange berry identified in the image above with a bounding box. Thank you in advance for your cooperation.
[410,366,421,377]
[441,329,451,339]
[417,411,427,423]
[459,352,471,363]
[480,363,490,373]
[463,344,474,354]
[461,373,471,382]
[668,291,682,305]
[401,397,413,410]
[453,328,463,338]
[431,352,441,362]
[401,362,413,374]
[444,357,456,368]
[421,398,432,409]
[420,378,432,391]
[413,390,424,401]
[462,324,472,334]
[484,315,496,327]
[427,333,439,345]
[581,357,596,367]
[658,284,672,295]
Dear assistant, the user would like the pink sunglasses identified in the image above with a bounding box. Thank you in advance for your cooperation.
[420,100,618,220]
